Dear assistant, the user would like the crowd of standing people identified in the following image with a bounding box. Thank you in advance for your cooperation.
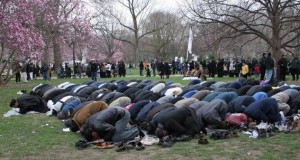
[11,52,300,83]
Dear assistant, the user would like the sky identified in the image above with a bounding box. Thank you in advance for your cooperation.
[154,0,181,12]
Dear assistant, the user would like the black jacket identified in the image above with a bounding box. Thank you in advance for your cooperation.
[17,95,48,114]
[86,107,125,141]
[160,107,204,137]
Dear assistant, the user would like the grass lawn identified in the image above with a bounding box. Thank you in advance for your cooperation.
[0,73,300,160]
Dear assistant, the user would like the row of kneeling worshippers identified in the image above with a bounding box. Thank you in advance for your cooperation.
[8,78,300,146]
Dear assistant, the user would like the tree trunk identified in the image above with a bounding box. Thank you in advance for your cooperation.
[42,43,50,65]
[271,0,281,81]
[134,31,139,67]
[53,30,62,73]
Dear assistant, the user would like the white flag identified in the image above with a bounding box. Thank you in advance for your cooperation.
[187,27,193,60]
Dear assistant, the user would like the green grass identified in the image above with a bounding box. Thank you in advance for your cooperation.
[0,72,300,160]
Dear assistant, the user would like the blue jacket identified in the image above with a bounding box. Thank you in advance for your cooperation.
[212,91,238,104]
[252,92,267,101]
[226,81,242,90]
[137,102,160,122]
[244,98,281,123]
[227,96,255,113]
[182,90,198,98]
[61,97,81,114]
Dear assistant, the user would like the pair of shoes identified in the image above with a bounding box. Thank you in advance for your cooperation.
[210,131,227,140]
[198,138,209,145]
[115,140,127,152]
[224,131,239,139]
[127,140,145,151]
[75,140,92,150]
[209,133,221,140]
[135,141,145,151]
[176,135,192,142]
[158,140,173,148]
[115,140,145,152]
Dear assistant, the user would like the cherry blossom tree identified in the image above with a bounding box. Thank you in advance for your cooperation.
[85,34,124,63]
[36,0,93,72]
[0,0,45,84]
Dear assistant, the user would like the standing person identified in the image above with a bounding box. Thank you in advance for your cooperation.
[172,60,176,75]
[278,55,288,81]
[164,62,171,79]
[30,63,34,80]
[41,63,48,81]
[34,64,41,79]
[146,65,151,77]
[241,61,249,78]
[233,58,240,77]
[289,55,300,81]
[178,62,183,75]
[100,63,106,78]
[265,52,275,82]
[105,62,112,78]
[48,63,53,80]
[259,53,266,81]
[129,62,133,75]
[254,64,260,78]
[14,61,21,83]
[228,60,235,77]
[118,61,126,77]
[90,60,98,81]
[139,61,144,76]
[111,63,116,77]
[20,60,27,82]
[151,61,157,77]
[158,61,165,79]
[26,63,31,80]
[217,59,224,77]
[77,63,82,78]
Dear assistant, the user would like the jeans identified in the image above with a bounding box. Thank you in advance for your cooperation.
[152,69,156,76]
[91,72,97,81]
[265,69,273,81]
[140,69,143,76]
[112,107,139,142]
[42,72,48,81]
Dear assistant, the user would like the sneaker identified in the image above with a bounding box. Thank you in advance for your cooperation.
[256,122,271,130]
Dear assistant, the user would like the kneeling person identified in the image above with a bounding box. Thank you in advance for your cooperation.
[9,95,48,114]
[155,107,205,140]
[64,101,108,132]
[81,107,140,142]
